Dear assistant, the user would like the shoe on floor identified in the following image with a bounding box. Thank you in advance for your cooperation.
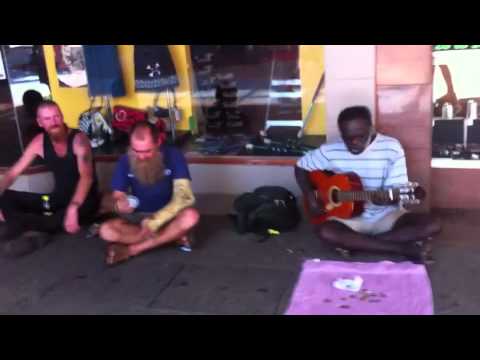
[177,233,195,252]
[85,223,101,239]
[2,231,52,258]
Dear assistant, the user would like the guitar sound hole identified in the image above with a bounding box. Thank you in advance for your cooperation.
[331,189,339,204]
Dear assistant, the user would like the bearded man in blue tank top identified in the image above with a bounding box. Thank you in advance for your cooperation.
[0,101,99,257]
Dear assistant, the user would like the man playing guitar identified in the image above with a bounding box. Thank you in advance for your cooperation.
[295,106,441,263]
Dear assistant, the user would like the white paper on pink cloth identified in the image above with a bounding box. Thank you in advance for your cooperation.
[285,259,433,315]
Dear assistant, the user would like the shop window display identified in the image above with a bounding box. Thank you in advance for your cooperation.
[0,45,51,167]
[189,45,322,156]
[432,45,480,160]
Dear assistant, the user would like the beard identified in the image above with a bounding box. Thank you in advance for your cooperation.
[128,148,165,186]
[47,124,68,142]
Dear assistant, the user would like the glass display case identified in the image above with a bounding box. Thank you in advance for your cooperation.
[190,45,302,136]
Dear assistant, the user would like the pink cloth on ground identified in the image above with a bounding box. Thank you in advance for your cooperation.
[285,259,433,315]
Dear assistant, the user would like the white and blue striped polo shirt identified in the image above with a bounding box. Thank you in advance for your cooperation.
[297,133,408,220]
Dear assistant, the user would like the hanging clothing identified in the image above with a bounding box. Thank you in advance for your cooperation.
[83,45,125,97]
[134,45,179,92]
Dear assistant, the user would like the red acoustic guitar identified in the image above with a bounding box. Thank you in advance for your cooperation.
[305,171,426,225]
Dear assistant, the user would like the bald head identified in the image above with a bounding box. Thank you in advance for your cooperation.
[132,126,153,142]
[129,121,162,162]
[128,121,164,185]
[130,121,160,143]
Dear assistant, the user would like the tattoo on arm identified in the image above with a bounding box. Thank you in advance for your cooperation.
[75,133,90,150]
[146,179,195,231]
[74,134,93,165]
[175,182,195,204]
[82,152,92,165]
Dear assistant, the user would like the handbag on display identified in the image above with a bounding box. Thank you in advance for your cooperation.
[113,104,167,143]
[78,97,113,148]
[112,105,148,133]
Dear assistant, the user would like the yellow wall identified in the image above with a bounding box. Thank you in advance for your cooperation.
[299,45,325,135]
[43,45,325,135]
[43,45,193,130]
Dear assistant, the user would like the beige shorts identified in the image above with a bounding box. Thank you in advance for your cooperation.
[328,207,408,235]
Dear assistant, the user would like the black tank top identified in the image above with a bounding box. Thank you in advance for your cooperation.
[43,129,98,207]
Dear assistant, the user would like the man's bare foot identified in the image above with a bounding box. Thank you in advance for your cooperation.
[420,238,434,265]
[335,247,352,259]
[405,239,434,265]
[106,243,131,265]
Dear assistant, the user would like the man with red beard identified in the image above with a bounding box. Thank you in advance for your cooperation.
[0,101,99,257]
[99,121,199,265]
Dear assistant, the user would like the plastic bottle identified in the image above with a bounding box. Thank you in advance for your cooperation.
[41,195,53,216]
[189,115,198,135]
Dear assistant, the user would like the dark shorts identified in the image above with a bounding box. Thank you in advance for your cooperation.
[0,189,100,237]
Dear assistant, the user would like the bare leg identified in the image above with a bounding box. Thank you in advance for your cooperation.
[375,213,441,243]
[314,221,420,257]
[100,218,148,265]
[99,218,145,244]
[129,208,200,256]
[100,208,200,265]
[0,210,5,222]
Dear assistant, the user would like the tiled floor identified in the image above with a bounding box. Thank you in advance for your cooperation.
[0,210,478,315]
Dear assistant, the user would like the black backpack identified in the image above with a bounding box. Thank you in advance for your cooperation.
[232,186,301,238]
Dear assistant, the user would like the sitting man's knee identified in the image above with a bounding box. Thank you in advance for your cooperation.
[99,221,119,242]
[179,208,200,230]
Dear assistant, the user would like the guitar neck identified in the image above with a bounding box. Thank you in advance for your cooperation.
[337,189,395,202]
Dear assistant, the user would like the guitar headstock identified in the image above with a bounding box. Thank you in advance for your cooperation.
[395,182,426,205]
